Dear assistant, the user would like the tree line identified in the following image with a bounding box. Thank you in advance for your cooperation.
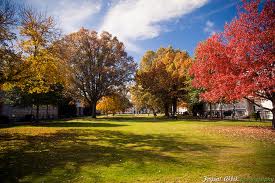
[0,0,274,128]
[131,0,275,128]
[0,0,136,119]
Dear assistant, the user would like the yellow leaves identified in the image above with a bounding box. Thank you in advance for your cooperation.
[149,48,191,76]
[17,38,64,94]
[140,50,155,72]
[97,94,129,114]
[16,80,50,94]
[97,96,120,114]
[9,7,62,94]
[136,47,193,104]
[154,48,191,80]
[2,82,14,91]
[29,86,50,94]
[15,48,62,94]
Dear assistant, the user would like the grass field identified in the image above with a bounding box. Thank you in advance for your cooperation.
[0,114,274,183]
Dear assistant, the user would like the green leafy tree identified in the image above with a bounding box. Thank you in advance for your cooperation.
[6,84,63,119]
[130,84,161,115]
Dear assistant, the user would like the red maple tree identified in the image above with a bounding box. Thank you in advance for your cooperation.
[190,0,275,128]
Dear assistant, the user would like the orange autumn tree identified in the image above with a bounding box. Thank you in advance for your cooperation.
[97,94,131,115]
[136,47,192,117]
[190,0,275,128]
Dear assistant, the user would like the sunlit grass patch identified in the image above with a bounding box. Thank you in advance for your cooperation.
[0,115,274,182]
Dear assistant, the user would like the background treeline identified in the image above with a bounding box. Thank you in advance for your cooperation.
[0,0,274,128]
[0,0,136,120]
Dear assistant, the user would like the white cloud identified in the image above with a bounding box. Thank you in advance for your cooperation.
[24,0,102,34]
[99,0,209,52]
[53,0,101,33]
[203,20,216,35]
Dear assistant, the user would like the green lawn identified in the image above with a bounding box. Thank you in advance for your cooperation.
[0,115,274,183]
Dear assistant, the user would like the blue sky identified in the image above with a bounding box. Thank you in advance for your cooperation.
[19,0,240,62]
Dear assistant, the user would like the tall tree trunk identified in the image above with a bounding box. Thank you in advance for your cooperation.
[91,101,97,118]
[272,108,275,129]
[0,85,2,115]
[164,103,169,118]
[220,103,223,119]
[172,97,177,116]
[46,105,49,119]
[232,103,236,120]
[153,109,157,118]
[244,96,275,129]
[272,98,275,129]
[36,105,39,122]
[209,103,213,119]
[0,102,2,115]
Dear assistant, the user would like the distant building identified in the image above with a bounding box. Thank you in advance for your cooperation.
[177,107,188,113]
[203,99,273,119]
[0,104,58,121]
[76,101,84,116]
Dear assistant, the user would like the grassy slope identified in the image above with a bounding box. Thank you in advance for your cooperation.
[0,115,274,183]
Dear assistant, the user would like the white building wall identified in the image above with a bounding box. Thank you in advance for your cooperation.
[1,104,58,120]
[204,99,273,119]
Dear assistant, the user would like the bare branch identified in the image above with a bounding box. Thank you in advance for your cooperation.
[244,97,271,111]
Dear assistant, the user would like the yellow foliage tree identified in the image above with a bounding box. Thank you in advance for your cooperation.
[97,94,131,115]
[14,7,64,120]
[18,7,62,94]
[136,47,192,117]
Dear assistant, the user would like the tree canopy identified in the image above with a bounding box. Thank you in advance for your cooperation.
[135,47,192,117]
[17,7,62,93]
[0,0,27,88]
[97,93,131,115]
[57,28,136,118]
[190,0,275,127]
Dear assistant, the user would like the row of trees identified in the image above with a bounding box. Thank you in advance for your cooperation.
[130,0,274,128]
[1,0,273,127]
[0,0,136,119]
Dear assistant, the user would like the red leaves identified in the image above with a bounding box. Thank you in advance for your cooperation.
[190,0,275,103]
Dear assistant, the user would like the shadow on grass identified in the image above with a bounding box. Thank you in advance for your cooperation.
[0,121,128,129]
[36,122,128,128]
[0,116,170,129]
[77,116,268,124]
[1,116,268,129]
[78,116,178,123]
[0,129,230,182]
[93,115,239,123]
